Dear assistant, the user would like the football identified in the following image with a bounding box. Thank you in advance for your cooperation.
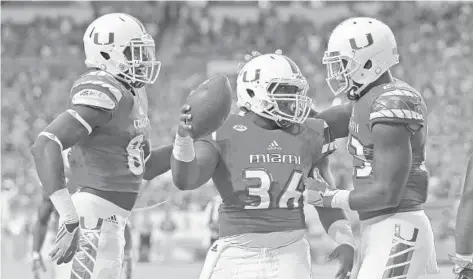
[186,74,232,139]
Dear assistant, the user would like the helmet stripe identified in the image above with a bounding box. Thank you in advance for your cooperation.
[127,14,145,33]
[282,56,300,74]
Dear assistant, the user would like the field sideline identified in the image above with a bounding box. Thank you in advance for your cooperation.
[0,257,454,279]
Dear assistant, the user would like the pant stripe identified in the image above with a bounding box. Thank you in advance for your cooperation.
[382,224,418,279]
[70,217,103,279]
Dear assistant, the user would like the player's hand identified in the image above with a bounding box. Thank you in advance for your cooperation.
[449,254,473,279]
[305,169,336,207]
[122,252,133,279]
[327,243,355,279]
[178,104,194,138]
[49,221,80,265]
[31,251,46,279]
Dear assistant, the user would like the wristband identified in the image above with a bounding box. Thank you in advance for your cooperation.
[172,133,195,162]
[330,189,352,211]
[32,251,41,260]
[456,253,473,263]
[328,219,356,248]
[49,188,79,224]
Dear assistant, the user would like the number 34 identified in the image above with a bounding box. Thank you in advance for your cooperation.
[243,168,304,210]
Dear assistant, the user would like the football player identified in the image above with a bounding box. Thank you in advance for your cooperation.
[451,154,473,279]
[309,17,439,278]
[30,13,172,279]
[171,52,356,279]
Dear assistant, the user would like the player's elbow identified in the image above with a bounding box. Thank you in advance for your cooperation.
[170,157,202,191]
[172,172,197,191]
[379,187,403,208]
[31,137,47,159]
[173,179,192,191]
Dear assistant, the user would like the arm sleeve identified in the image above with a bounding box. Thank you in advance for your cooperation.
[69,73,123,111]
[369,89,426,130]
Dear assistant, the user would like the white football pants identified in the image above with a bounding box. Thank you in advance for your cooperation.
[54,192,130,279]
[199,229,312,279]
[350,210,439,279]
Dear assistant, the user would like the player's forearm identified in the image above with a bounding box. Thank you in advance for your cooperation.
[143,144,173,180]
[31,138,78,224]
[456,195,473,255]
[315,206,347,232]
[338,128,410,212]
[124,224,133,253]
[170,157,201,190]
[171,134,201,190]
[315,207,355,247]
[31,139,67,197]
[347,185,402,211]
[315,103,352,139]
[32,222,48,253]
[313,156,336,189]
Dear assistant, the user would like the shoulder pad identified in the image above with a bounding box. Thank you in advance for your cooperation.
[70,71,124,110]
[369,89,426,129]
[305,118,337,157]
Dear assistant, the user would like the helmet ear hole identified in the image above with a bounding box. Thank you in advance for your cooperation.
[100,52,111,60]
[246,89,255,98]
[363,60,372,69]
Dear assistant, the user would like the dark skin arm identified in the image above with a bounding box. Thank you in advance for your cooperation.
[31,106,112,197]
[124,222,132,253]
[143,144,173,181]
[348,123,412,211]
[170,105,220,190]
[171,140,219,190]
[315,102,352,139]
[32,198,55,253]
[311,156,348,232]
[456,154,473,255]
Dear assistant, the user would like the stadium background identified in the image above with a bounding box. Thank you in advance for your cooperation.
[1,1,469,278]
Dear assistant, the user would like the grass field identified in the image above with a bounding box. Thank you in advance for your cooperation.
[0,257,454,279]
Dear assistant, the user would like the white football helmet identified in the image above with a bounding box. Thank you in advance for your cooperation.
[83,13,161,86]
[323,17,399,99]
[236,53,312,125]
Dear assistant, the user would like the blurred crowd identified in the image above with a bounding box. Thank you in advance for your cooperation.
[1,1,469,258]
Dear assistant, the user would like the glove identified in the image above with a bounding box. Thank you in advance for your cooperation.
[450,254,473,279]
[49,221,80,265]
[122,252,133,279]
[31,251,46,279]
[305,168,337,207]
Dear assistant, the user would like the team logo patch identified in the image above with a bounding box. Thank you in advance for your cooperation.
[233,124,247,132]
[105,215,119,225]
[72,89,115,110]
[267,140,282,151]
[134,117,150,129]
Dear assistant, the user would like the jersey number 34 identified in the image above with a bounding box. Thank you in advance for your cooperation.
[243,168,304,210]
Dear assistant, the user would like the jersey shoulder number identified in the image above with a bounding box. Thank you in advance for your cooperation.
[70,70,124,111]
[305,118,337,157]
[369,86,426,129]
